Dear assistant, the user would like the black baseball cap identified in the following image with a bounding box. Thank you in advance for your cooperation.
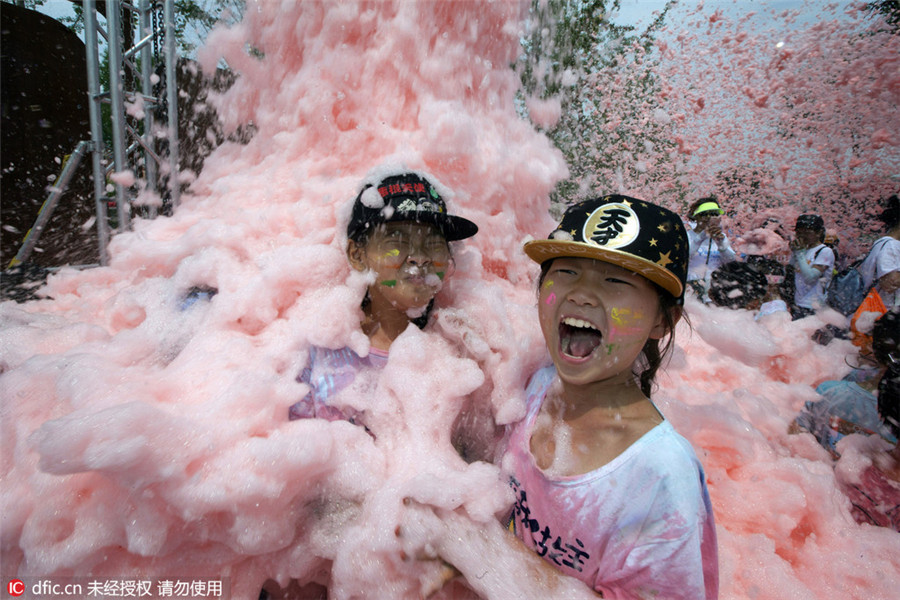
[878,194,900,228]
[795,214,825,232]
[347,172,478,242]
[523,195,689,301]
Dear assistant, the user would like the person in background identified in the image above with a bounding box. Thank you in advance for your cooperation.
[741,255,790,319]
[849,195,900,353]
[756,274,790,320]
[788,214,835,320]
[859,194,900,298]
[686,196,738,302]
[790,309,899,459]
[836,309,900,532]
[860,195,900,300]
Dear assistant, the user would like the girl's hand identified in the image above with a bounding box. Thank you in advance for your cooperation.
[398,499,598,600]
[395,500,459,598]
[422,561,461,598]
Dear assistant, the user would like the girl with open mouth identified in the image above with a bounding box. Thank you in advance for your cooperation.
[502,195,719,599]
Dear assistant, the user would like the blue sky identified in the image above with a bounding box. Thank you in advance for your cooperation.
[616,0,853,24]
[31,0,855,57]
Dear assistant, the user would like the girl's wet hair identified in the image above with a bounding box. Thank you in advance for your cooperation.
[538,260,684,398]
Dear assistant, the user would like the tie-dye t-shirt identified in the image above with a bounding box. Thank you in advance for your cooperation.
[289,346,389,424]
[503,366,719,599]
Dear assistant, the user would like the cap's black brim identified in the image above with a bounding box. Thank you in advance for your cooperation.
[351,212,478,242]
[389,212,478,241]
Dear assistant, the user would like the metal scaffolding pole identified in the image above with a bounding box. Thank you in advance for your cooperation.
[83,0,110,266]
[139,0,159,219]
[164,0,181,208]
[81,0,180,264]
[105,1,131,231]
[9,142,91,267]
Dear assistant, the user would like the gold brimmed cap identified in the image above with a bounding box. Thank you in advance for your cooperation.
[524,195,689,301]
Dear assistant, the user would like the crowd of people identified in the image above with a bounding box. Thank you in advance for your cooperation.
[685,193,900,534]
[687,193,900,324]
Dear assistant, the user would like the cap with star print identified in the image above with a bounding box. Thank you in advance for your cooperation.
[524,195,689,302]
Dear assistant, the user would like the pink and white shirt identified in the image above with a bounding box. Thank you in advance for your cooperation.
[503,366,719,599]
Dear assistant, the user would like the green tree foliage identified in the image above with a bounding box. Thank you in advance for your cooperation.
[866,0,900,31]
[517,0,684,210]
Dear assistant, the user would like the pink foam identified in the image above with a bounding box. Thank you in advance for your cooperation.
[2,2,899,598]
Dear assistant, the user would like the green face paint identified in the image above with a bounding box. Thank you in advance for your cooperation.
[606,343,616,355]
[437,272,445,280]
[380,280,397,287]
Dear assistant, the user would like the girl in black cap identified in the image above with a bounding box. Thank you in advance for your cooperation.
[288,169,477,426]
[499,196,718,598]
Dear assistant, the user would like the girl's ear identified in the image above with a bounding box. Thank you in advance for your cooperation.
[347,239,368,272]
[649,305,682,340]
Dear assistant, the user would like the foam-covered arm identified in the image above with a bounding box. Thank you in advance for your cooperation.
[718,237,737,263]
[792,251,824,284]
[404,504,598,599]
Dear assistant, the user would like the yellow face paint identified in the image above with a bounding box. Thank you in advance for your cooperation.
[610,307,630,324]
[543,279,554,289]
[610,307,645,325]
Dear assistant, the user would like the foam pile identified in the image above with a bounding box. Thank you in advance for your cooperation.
[2,1,899,598]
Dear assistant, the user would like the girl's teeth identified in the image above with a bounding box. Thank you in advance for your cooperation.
[562,317,596,330]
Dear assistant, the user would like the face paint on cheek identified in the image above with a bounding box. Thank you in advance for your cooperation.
[611,307,642,325]
[380,280,397,287]
[609,325,648,338]
[545,292,557,305]
[432,261,448,280]
[543,279,554,289]
[383,255,404,268]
